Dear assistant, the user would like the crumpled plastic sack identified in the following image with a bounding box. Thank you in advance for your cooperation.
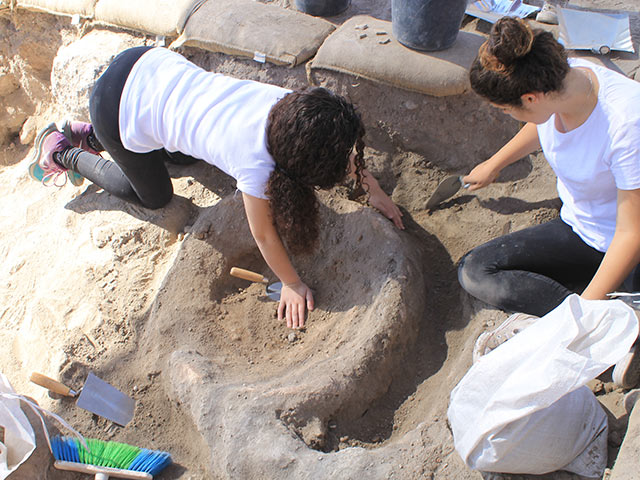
[0,374,36,479]
[448,294,639,477]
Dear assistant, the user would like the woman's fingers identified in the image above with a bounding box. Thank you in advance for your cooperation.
[297,302,305,328]
[279,282,315,328]
[390,205,405,229]
[306,289,315,312]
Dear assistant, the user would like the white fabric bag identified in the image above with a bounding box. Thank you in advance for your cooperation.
[448,294,639,476]
[0,374,36,479]
[0,373,87,479]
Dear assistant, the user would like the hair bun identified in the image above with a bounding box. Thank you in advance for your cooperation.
[480,17,534,73]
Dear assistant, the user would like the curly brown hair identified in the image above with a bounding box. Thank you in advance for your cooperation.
[265,87,365,254]
[470,17,569,106]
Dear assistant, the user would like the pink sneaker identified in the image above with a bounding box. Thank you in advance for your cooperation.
[60,120,102,156]
[28,123,82,187]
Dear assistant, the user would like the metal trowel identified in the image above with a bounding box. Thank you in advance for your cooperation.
[230,267,282,301]
[425,175,470,210]
[30,372,135,426]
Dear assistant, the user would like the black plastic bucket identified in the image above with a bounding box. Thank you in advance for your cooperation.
[294,0,351,17]
[392,0,467,51]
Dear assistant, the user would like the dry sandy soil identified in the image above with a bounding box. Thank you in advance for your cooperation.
[1,1,639,479]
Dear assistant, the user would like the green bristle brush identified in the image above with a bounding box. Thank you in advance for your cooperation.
[51,435,172,479]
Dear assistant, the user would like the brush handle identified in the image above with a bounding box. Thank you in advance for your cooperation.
[230,267,268,283]
[30,372,77,397]
[55,460,152,479]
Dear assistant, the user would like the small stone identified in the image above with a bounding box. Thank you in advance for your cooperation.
[438,104,447,112]
[133,385,138,392]
[403,100,418,110]
[177,232,184,241]
[376,30,387,35]
[590,379,605,394]
[358,33,367,39]
[0,71,18,96]
[288,332,297,343]
[378,38,391,45]
[339,436,349,443]
[354,24,368,30]
[20,117,38,145]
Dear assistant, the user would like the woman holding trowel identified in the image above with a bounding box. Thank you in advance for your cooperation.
[28,47,404,330]
[457,17,640,386]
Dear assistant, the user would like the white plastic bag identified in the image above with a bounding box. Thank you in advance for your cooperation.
[448,294,639,476]
[0,374,36,479]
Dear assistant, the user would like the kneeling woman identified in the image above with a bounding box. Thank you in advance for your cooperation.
[30,46,404,329]
[457,18,640,383]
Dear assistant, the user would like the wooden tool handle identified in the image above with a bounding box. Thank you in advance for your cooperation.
[30,372,76,397]
[55,461,152,479]
[229,267,268,283]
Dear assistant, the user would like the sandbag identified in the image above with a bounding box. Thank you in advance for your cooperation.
[309,15,485,97]
[15,0,96,17]
[448,294,639,476]
[170,0,334,67]
[94,0,205,37]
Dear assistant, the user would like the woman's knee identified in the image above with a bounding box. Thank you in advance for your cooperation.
[140,188,173,210]
[457,248,503,302]
[458,250,486,293]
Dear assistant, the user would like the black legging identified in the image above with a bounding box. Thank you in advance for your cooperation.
[57,46,196,209]
[458,217,640,316]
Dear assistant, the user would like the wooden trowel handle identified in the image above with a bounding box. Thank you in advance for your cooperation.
[229,267,268,283]
[30,372,77,397]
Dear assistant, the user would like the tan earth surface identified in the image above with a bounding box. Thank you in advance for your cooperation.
[1,1,639,479]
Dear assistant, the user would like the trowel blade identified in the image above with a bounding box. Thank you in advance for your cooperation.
[266,281,282,301]
[76,372,135,426]
[426,175,463,210]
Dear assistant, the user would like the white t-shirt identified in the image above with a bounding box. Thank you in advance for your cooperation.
[118,48,291,199]
[537,58,640,252]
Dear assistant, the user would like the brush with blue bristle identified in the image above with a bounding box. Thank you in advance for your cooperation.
[51,435,172,479]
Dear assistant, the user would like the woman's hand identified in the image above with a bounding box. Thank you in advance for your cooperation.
[278,281,315,329]
[368,187,404,229]
[463,160,501,191]
[363,175,404,229]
